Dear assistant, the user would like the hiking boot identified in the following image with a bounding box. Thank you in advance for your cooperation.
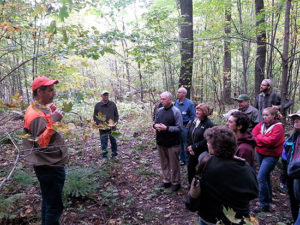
[171,184,181,192]
[180,161,185,166]
[159,182,171,188]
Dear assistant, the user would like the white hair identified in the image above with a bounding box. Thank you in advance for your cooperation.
[178,87,187,95]
[160,91,173,100]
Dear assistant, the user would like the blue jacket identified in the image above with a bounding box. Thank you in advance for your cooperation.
[174,98,196,125]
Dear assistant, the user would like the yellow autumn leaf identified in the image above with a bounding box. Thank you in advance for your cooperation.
[18,133,31,139]
[96,112,106,121]
[52,122,70,134]
[108,119,115,127]
[82,132,88,142]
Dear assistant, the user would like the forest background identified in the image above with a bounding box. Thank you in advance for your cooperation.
[0,0,299,224]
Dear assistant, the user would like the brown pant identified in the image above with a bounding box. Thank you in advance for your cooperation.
[157,145,180,185]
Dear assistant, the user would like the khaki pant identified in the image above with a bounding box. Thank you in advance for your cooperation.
[157,145,180,185]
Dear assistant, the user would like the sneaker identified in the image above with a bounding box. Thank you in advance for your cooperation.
[159,182,171,188]
[171,184,181,192]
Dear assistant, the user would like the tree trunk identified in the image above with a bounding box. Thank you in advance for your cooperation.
[280,0,292,110]
[138,62,144,102]
[179,0,193,99]
[223,1,231,103]
[254,0,266,96]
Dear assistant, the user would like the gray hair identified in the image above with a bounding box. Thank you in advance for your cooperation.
[178,87,187,95]
[161,91,173,100]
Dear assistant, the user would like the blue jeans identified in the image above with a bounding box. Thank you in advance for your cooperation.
[179,126,188,163]
[256,152,279,209]
[199,218,209,225]
[100,129,118,158]
[34,166,66,225]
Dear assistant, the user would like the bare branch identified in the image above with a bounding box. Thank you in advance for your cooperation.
[0,130,20,190]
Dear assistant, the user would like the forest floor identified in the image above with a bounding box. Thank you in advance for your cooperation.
[0,117,295,225]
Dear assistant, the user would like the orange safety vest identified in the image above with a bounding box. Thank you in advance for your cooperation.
[24,104,56,147]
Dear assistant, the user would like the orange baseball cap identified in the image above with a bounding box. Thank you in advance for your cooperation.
[32,76,59,91]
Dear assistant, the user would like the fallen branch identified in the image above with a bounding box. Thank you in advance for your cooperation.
[0,130,20,190]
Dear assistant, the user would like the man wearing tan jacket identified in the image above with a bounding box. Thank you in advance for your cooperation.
[23,76,68,225]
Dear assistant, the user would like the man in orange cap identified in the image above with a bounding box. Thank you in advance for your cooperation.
[23,76,68,225]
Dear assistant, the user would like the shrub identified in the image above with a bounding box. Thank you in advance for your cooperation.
[0,193,25,219]
[12,169,37,188]
[63,166,108,199]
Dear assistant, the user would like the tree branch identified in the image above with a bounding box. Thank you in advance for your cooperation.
[0,56,36,83]
[0,130,20,190]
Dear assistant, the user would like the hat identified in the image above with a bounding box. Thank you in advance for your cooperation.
[235,94,250,101]
[262,79,272,87]
[101,90,109,95]
[289,110,300,119]
[223,109,239,120]
[32,76,59,91]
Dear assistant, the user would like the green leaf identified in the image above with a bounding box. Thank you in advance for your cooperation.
[48,20,57,33]
[111,131,122,139]
[62,101,73,112]
[59,5,69,22]
[223,207,241,224]
[62,29,68,44]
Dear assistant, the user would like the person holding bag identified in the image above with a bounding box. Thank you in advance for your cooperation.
[185,126,258,225]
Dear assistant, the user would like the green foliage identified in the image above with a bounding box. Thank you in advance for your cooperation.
[0,193,26,219]
[62,101,73,113]
[223,207,241,224]
[63,166,108,199]
[12,169,37,188]
[100,184,119,209]
[111,131,122,139]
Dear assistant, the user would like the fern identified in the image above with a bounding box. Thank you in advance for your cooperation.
[12,169,37,187]
[0,193,25,219]
[63,166,108,198]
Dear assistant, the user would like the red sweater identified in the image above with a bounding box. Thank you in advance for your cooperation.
[252,121,285,157]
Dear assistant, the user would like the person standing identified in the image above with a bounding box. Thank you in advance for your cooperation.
[93,90,119,160]
[154,91,183,192]
[174,87,196,165]
[255,79,291,122]
[252,107,285,212]
[23,76,68,225]
[186,103,213,184]
[234,94,259,130]
[282,110,300,224]
[185,126,258,225]
[226,111,256,168]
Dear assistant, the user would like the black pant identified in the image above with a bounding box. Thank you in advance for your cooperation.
[287,176,300,221]
[187,153,200,184]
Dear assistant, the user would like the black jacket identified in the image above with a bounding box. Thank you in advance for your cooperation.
[154,104,182,147]
[187,117,213,155]
[186,154,258,224]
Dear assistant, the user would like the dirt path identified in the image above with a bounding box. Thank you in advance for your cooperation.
[0,122,295,225]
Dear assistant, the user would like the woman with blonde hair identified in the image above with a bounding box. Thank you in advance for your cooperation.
[252,107,285,212]
[186,103,213,184]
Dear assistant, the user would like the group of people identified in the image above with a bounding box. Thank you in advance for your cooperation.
[153,80,300,224]
[23,76,120,225]
[22,75,300,225]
